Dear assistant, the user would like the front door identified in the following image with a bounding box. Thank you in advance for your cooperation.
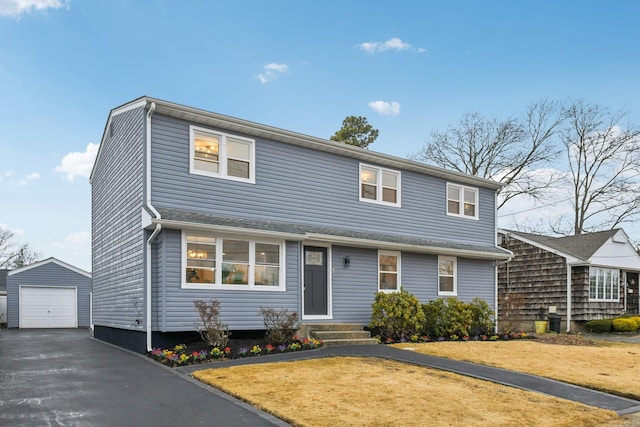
[303,246,328,317]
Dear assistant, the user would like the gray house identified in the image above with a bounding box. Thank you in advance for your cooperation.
[91,96,511,353]
[498,229,640,332]
[6,258,92,329]
[0,269,7,325]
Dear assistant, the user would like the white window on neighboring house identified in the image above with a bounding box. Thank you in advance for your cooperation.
[446,183,478,219]
[359,164,401,207]
[190,125,255,183]
[378,250,401,292]
[438,256,457,296]
[183,232,284,291]
[589,267,620,302]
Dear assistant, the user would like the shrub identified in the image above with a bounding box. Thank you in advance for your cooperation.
[259,307,299,345]
[613,317,637,332]
[369,289,425,341]
[468,297,496,336]
[631,316,640,330]
[422,297,475,338]
[193,299,230,347]
[585,318,613,333]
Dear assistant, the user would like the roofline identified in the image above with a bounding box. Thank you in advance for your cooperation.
[157,218,511,260]
[498,229,582,263]
[7,257,91,278]
[91,96,503,190]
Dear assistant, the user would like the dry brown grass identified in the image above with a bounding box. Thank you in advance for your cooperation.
[193,357,622,427]
[394,339,640,400]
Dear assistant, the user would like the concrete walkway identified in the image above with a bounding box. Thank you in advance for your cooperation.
[179,344,640,416]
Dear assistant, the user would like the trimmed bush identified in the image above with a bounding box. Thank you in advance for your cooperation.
[613,317,637,332]
[585,318,613,333]
[422,297,474,338]
[369,289,425,341]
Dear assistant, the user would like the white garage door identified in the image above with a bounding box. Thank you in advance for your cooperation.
[20,286,77,328]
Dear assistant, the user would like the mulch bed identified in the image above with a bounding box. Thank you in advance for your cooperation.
[532,333,598,346]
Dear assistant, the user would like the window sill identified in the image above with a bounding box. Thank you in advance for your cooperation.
[182,283,286,292]
[360,197,401,208]
[446,212,479,220]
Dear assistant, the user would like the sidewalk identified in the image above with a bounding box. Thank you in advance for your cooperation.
[178,344,640,416]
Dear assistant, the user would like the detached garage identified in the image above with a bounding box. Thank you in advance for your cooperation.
[7,258,91,329]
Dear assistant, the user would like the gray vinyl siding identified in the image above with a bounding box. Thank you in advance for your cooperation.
[330,248,496,325]
[91,107,146,330]
[6,262,91,328]
[331,246,378,323]
[154,229,299,331]
[149,114,496,248]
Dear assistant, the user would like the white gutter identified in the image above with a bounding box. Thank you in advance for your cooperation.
[145,102,160,352]
[566,260,574,332]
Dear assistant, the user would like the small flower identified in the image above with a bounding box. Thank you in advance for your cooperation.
[277,344,287,353]
[384,337,395,344]
[224,346,232,357]
[250,345,261,356]
[265,343,275,354]
[462,335,469,341]
[210,347,224,359]
[173,344,187,354]
[481,335,488,341]
[437,336,445,342]
[489,335,499,341]
[237,347,249,357]
[420,335,431,342]
[288,342,301,352]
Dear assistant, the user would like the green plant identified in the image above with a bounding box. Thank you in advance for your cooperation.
[468,297,495,336]
[613,318,637,332]
[585,318,613,333]
[369,289,425,341]
[422,297,473,338]
[193,299,230,347]
[259,307,299,345]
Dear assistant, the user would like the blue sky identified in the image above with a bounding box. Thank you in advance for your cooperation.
[1,0,639,272]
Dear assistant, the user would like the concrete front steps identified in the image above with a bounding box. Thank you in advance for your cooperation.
[304,323,379,347]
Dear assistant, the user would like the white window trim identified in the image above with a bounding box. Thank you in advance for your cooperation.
[438,255,457,296]
[378,250,401,293]
[359,163,401,207]
[181,232,285,292]
[588,266,620,302]
[189,125,256,184]
[446,183,479,220]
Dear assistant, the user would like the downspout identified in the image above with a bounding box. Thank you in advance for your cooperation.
[566,260,573,333]
[145,101,160,352]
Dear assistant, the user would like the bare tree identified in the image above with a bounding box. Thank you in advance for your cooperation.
[414,100,563,209]
[0,228,40,269]
[559,100,640,234]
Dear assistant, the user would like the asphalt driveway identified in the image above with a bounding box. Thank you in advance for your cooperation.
[0,329,287,427]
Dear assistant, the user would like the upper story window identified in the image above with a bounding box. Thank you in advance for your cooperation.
[589,267,620,302]
[183,232,284,291]
[447,183,478,219]
[190,125,255,183]
[378,250,401,292]
[360,164,401,207]
[438,256,457,296]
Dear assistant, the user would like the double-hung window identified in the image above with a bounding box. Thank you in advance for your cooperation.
[190,125,255,183]
[447,183,478,219]
[360,164,401,207]
[589,267,620,302]
[378,250,401,292]
[183,232,284,290]
[438,256,457,295]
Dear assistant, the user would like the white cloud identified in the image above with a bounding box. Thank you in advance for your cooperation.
[357,38,425,54]
[0,170,41,186]
[52,231,90,249]
[54,143,99,181]
[0,223,25,237]
[258,63,288,83]
[0,0,69,17]
[368,100,401,116]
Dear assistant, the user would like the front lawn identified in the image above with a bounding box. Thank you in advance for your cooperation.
[193,357,622,427]
[393,336,640,400]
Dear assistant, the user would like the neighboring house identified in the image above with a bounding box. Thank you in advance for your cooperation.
[91,96,511,353]
[498,229,640,332]
[6,258,92,329]
[0,269,8,325]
